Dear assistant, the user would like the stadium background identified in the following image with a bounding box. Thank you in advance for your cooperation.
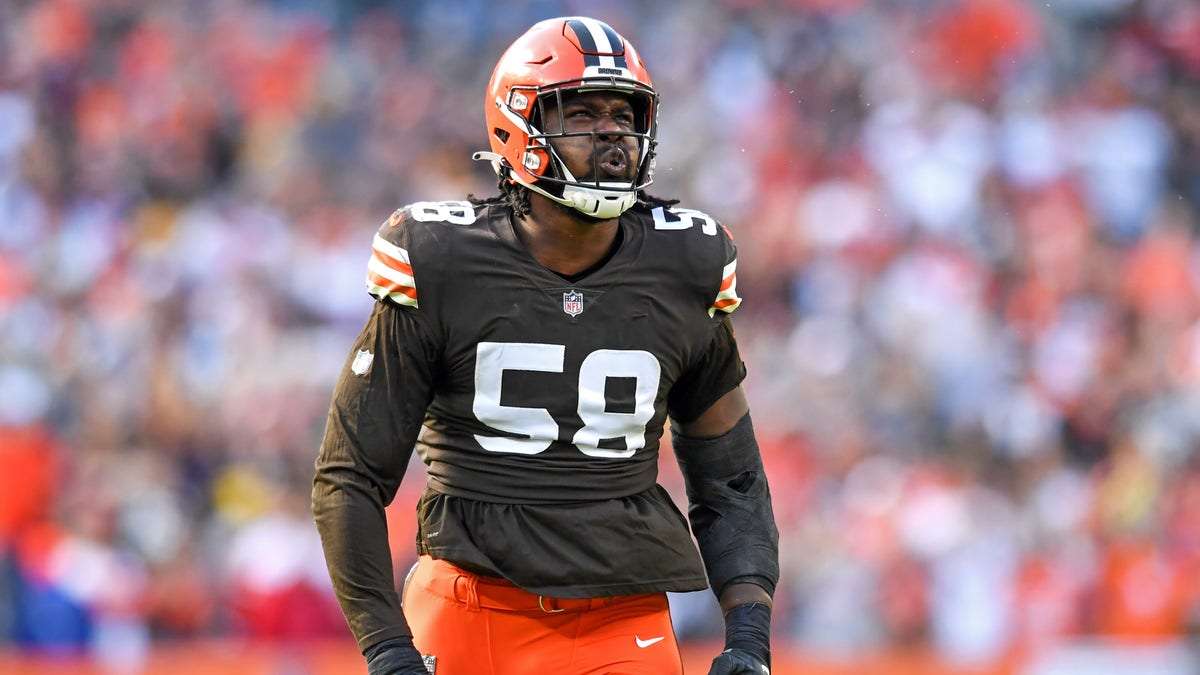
[2,0,1200,673]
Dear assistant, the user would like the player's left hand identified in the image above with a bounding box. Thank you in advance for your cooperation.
[708,647,770,674]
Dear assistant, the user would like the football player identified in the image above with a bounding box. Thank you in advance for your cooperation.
[313,16,779,675]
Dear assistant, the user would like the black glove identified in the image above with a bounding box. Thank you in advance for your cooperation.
[708,602,772,675]
[709,648,770,674]
[365,636,429,675]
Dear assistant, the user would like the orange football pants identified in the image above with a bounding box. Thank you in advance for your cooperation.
[402,555,684,674]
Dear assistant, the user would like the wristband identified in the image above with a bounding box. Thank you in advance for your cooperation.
[723,602,771,666]
[365,636,428,675]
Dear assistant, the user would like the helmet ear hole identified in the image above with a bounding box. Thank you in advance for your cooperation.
[493,128,510,143]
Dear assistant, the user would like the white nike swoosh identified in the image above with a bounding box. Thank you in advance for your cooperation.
[635,636,665,648]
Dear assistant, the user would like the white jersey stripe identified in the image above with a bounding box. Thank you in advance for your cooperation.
[367,255,414,287]
[721,260,737,281]
[372,233,411,265]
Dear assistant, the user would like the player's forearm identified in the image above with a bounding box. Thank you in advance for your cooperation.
[312,466,412,652]
[674,413,780,598]
[313,303,433,654]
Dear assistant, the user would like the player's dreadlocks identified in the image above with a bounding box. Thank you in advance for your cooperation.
[467,177,529,217]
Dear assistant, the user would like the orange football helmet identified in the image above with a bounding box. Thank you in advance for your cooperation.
[474,17,658,219]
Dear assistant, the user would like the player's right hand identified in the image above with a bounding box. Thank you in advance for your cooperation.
[365,636,430,675]
[708,647,771,674]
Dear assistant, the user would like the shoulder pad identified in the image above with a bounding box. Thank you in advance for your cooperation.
[366,200,481,308]
[642,204,742,316]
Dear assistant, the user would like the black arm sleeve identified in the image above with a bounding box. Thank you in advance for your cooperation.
[672,413,779,598]
[312,301,438,653]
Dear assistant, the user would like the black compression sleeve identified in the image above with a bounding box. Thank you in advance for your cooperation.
[672,413,780,597]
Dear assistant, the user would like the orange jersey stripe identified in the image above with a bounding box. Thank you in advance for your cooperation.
[367,270,418,299]
[372,248,413,277]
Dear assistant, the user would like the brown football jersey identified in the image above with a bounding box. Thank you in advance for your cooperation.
[324,198,746,600]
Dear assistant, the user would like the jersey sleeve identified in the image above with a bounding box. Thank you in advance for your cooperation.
[645,204,747,422]
[667,313,747,424]
[366,208,420,308]
[708,223,742,317]
[312,294,440,652]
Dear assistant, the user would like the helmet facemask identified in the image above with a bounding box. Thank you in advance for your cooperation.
[520,81,657,219]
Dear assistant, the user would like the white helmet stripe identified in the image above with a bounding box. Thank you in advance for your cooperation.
[566,17,627,70]
[578,18,616,68]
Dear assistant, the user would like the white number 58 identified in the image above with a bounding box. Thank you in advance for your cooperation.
[472,342,660,459]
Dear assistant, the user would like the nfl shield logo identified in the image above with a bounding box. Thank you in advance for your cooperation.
[350,349,374,376]
[563,290,584,317]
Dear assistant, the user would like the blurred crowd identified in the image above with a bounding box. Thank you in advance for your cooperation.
[2,0,1200,670]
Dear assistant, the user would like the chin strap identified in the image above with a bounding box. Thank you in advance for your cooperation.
[471,151,637,220]
[559,183,636,219]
